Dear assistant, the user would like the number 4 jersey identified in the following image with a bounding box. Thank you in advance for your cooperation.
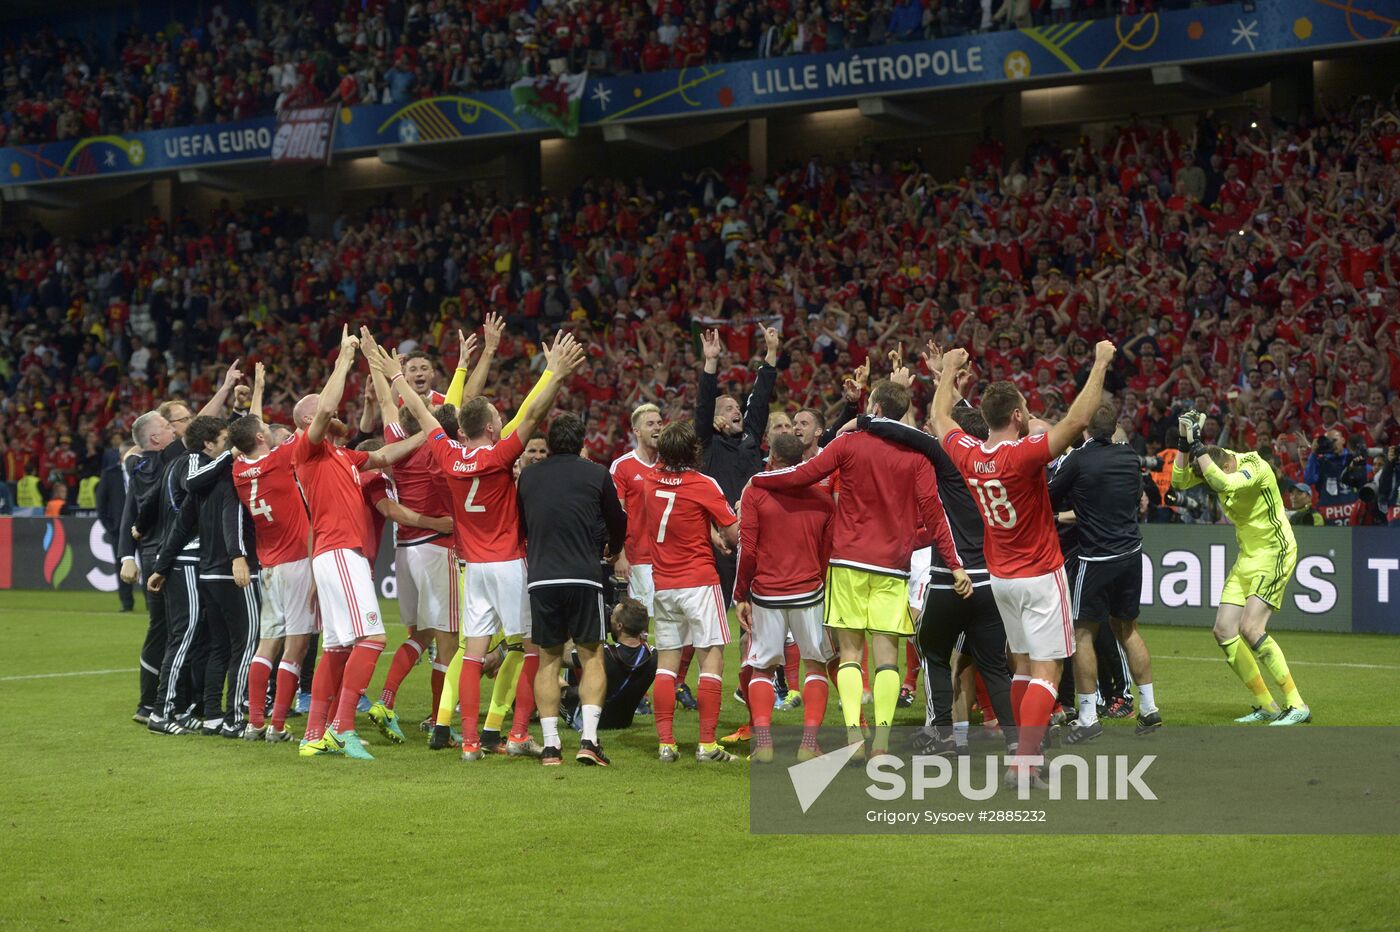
[426,428,526,563]
[231,440,311,567]
[941,428,1062,579]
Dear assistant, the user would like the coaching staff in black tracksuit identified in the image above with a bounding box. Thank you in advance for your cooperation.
[1048,405,1161,743]
[695,325,779,604]
[857,407,1018,752]
[147,416,228,733]
[180,445,262,738]
[118,412,183,726]
[517,413,628,766]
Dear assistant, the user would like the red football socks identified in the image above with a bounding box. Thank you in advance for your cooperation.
[248,657,273,728]
[749,673,776,747]
[509,651,539,742]
[802,673,829,749]
[697,672,723,745]
[271,661,300,731]
[783,644,800,694]
[379,639,424,708]
[1016,678,1058,764]
[304,647,350,741]
[653,670,677,745]
[331,640,384,733]
[903,641,920,690]
[458,655,484,747]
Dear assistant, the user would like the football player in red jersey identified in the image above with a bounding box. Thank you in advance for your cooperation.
[750,379,968,758]
[393,329,586,761]
[611,403,664,614]
[228,365,317,743]
[734,432,835,762]
[292,326,434,761]
[933,340,1116,787]
[358,358,459,742]
[643,420,740,763]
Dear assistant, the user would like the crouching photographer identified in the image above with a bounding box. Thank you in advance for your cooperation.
[560,593,658,736]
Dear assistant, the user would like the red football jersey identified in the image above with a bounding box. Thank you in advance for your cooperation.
[609,449,659,565]
[942,429,1061,579]
[427,429,525,563]
[385,423,451,548]
[361,472,390,564]
[751,429,961,578]
[231,440,310,567]
[291,431,372,557]
[642,468,737,590]
[734,481,833,603]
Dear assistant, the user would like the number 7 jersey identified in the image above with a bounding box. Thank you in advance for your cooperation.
[426,429,526,563]
[231,440,311,567]
[942,428,1063,579]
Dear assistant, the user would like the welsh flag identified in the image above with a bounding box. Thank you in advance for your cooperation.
[511,72,587,137]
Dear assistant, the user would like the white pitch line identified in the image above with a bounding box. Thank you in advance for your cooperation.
[0,667,135,682]
[1156,655,1400,671]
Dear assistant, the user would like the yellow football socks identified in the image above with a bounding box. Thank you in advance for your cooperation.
[1251,635,1304,709]
[836,662,863,729]
[1219,636,1275,709]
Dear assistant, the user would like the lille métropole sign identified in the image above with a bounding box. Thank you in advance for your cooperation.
[2,0,1395,187]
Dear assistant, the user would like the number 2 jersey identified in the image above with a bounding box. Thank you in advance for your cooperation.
[941,428,1062,579]
[231,439,310,568]
[426,428,526,563]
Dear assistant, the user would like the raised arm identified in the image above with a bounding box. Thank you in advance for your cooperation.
[308,326,359,446]
[1196,450,1263,494]
[931,347,968,440]
[1047,341,1115,457]
[250,362,266,422]
[696,328,721,448]
[496,331,586,444]
[197,359,244,419]
[460,314,503,404]
[743,326,781,443]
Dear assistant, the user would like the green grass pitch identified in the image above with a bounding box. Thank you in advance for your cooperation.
[3,590,1398,928]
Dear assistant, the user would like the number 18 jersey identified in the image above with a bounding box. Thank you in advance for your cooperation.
[942,429,1062,579]
[232,441,310,567]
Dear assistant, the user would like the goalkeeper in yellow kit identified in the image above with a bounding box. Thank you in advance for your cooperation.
[1171,412,1310,726]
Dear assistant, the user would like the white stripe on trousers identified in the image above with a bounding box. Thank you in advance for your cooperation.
[1072,560,1087,621]
[161,566,201,719]
[229,581,261,726]
[596,592,606,644]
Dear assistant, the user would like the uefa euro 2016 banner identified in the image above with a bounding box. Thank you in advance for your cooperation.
[3,516,1399,634]
[1,0,1395,187]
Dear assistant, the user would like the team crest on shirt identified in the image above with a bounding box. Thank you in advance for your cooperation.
[367,611,379,624]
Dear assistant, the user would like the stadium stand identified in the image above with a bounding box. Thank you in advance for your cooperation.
[3,86,1398,523]
[2,0,1171,146]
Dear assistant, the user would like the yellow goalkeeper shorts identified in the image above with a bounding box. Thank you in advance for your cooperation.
[1220,548,1297,611]
[824,565,914,637]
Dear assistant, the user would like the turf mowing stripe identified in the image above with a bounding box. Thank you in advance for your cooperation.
[1155,655,1399,671]
[0,667,135,682]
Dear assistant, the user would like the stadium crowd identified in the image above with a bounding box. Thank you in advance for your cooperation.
[2,0,1222,147]
[2,92,1399,525]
